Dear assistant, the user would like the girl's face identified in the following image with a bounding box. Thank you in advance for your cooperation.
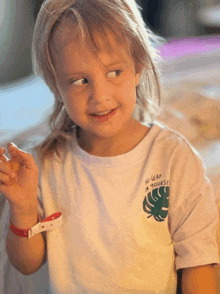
[53,27,142,147]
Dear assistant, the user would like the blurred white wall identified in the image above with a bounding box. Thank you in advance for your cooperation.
[161,0,219,37]
[197,0,219,8]
[0,0,35,84]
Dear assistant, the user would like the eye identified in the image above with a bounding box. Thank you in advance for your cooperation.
[107,70,122,78]
[70,78,88,86]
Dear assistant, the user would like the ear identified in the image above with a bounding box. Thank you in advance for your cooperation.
[135,64,143,86]
[135,71,142,87]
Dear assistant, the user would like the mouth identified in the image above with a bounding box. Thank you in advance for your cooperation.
[91,109,114,117]
[89,108,117,122]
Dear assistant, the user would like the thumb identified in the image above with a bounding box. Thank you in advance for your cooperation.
[7,143,38,171]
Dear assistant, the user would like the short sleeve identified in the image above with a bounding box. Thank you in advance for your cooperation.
[37,186,45,221]
[0,194,10,240]
[168,139,220,270]
[30,148,45,222]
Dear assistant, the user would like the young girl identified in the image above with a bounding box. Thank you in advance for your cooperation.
[1,0,219,293]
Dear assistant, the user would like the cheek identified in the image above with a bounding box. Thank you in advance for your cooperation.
[56,81,85,119]
[59,93,76,114]
[65,99,80,115]
[62,94,87,122]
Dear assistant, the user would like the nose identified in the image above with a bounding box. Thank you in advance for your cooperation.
[89,79,111,104]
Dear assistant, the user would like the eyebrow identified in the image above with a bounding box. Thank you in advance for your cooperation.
[61,61,127,77]
[104,60,127,68]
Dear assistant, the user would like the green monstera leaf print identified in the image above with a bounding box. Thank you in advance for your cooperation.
[143,186,169,222]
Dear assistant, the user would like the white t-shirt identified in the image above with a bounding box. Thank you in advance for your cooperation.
[36,122,219,294]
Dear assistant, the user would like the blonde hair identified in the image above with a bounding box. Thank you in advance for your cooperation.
[32,0,165,164]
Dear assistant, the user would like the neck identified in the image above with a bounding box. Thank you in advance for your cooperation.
[77,120,150,157]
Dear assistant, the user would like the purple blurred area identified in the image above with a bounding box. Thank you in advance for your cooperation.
[160,35,220,60]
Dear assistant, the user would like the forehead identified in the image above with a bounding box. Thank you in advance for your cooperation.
[50,17,132,65]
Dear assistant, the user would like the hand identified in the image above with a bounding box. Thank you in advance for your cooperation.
[0,143,39,212]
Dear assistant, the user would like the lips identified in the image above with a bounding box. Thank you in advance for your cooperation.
[91,109,114,117]
[89,108,117,123]
[90,108,116,117]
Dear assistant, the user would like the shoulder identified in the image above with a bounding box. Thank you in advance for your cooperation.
[152,122,210,210]
[30,138,74,172]
[156,122,207,178]
[154,121,193,148]
[152,121,204,167]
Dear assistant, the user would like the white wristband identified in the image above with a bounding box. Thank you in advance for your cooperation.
[28,212,62,238]
[10,212,63,238]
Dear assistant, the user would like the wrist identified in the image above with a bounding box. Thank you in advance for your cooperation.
[10,203,38,215]
[10,205,38,230]
[9,212,62,239]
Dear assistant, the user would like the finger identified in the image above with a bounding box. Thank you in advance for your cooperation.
[0,173,11,186]
[0,147,8,163]
[0,161,16,176]
[8,160,20,176]
[7,143,38,171]
[0,154,8,163]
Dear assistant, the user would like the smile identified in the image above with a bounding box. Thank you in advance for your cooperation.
[90,108,117,123]
[92,109,113,116]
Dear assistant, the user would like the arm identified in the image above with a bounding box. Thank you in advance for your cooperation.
[181,264,216,294]
[0,144,46,275]
[6,205,46,275]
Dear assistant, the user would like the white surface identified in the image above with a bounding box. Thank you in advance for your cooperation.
[160,49,220,84]
[0,0,34,82]
[198,4,220,26]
